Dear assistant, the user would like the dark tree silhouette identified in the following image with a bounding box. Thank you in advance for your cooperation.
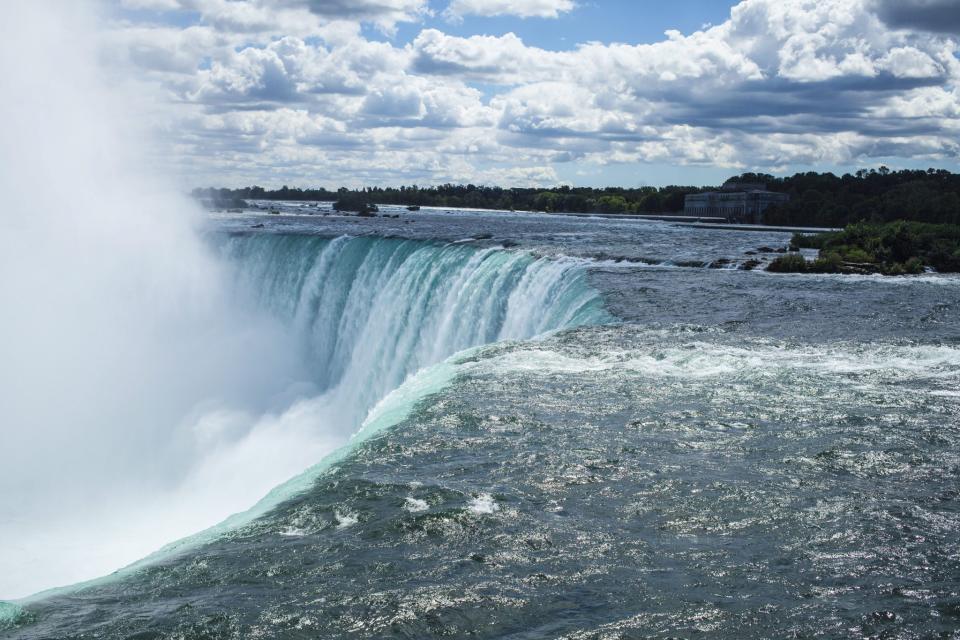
[194,168,960,226]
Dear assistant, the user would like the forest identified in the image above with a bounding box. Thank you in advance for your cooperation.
[751,168,960,227]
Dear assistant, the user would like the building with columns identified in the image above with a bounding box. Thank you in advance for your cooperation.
[684,182,789,224]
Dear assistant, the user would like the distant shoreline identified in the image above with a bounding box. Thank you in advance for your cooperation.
[194,168,960,230]
[228,199,833,234]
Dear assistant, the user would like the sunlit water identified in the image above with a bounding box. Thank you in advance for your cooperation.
[3,208,960,639]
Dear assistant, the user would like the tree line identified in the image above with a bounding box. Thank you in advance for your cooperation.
[755,168,960,227]
[195,167,960,227]
[192,184,706,214]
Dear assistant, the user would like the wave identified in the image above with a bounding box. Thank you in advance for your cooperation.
[462,331,960,385]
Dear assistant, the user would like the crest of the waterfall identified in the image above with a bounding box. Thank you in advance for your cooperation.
[217,235,608,431]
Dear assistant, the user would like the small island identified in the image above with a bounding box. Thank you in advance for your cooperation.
[769,221,960,275]
[332,190,379,216]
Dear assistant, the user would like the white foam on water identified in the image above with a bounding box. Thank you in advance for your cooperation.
[335,511,359,529]
[404,498,429,512]
[468,494,500,515]
[473,341,960,382]
[929,390,960,397]
[757,269,960,287]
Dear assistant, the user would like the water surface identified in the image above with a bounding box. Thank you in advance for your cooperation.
[4,207,959,639]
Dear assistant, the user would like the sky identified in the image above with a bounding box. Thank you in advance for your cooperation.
[101,0,960,188]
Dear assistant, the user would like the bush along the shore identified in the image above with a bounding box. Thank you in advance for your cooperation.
[769,220,960,274]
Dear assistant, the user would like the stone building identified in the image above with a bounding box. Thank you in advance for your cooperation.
[683,181,789,224]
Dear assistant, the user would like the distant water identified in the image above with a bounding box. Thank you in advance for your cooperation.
[4,206,959,639]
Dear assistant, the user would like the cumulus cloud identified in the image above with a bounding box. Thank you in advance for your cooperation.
[445,0,575,20]
[411,30,557,82]
[120,0,427,33]
[874,0,960,34]
[105,0,960,186]
[283,0,429,32]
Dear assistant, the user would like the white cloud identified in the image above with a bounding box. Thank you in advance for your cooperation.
[104,25,224,75]
[282,0,430,33]
[104,0,960,186]
[412,29,557,82]
[881,46,942,77]
[120,0,182,9]
[445,0,574,20]
[120,0,427,33]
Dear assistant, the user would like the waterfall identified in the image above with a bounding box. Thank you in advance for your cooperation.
[1,230,607,601]
[0,0,610,605]
[219,234,606,429]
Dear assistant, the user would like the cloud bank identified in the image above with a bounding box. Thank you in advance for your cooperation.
[106,0,960,186]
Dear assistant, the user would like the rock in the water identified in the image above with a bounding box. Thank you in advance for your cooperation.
[708,258,733,269]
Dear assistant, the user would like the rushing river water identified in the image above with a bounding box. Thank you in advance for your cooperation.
[3,205,959,639]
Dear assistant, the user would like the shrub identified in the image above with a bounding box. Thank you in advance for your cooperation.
[809,251,843,273]
[766,253,809,273]
[798,220,960,274]
[904,257,924,274]
[839,246,875,263]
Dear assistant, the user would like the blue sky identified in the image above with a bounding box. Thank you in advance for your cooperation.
[381,1,740,51]
[106,0,960,188]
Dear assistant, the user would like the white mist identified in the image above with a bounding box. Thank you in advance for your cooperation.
[0,1,323,599]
